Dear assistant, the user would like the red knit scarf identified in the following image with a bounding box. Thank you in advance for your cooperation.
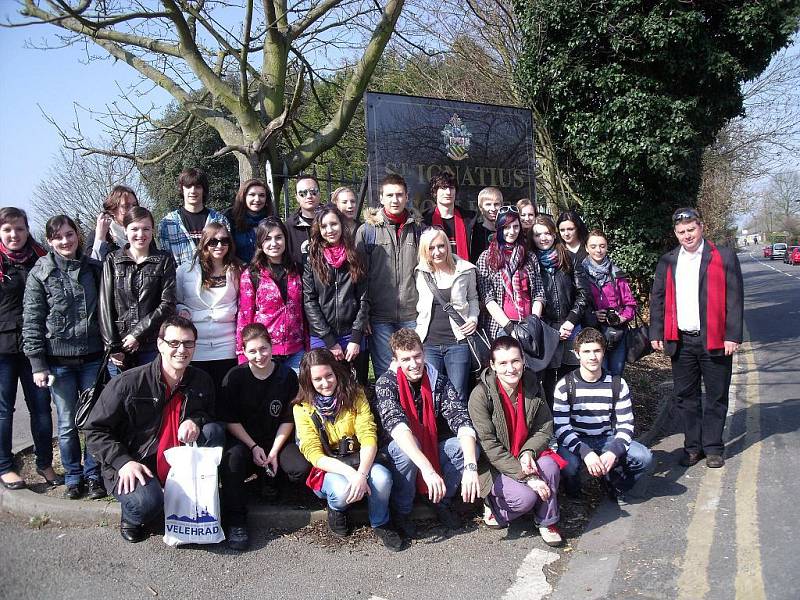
[383,209,408,241]
[156,384,183,485]
[432,206,468,259]
[396,367,441,494]
[664,241,726,350]
[0,240,46,279]
[497,381,528,457]
[322,242,347,269]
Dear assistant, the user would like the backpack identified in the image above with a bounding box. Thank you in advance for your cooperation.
[565,371,622,429]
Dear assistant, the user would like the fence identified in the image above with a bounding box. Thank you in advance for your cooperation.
[272,162,367,220]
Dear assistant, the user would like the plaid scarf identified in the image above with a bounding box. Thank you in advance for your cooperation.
[312,393,339,422]
[500,246,530,318]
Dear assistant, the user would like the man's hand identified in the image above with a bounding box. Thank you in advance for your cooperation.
[527,477,551,501]
[329,343,344,361]
[344,342,360,362]
[177,420,200,444]
[121,335,139,353]
[33,370,50,388]
[110,352,126,367]
[724,341,740,356]
[117,461,153,495]
[599,451,617,473]
[264,451,279,475]
[559,321,575,340]
[519,451,539,476]
[422,468,447,503]
[583,452,606,477]
[461,470,479,504]
[251,445,268,468]
[651,340,664,352]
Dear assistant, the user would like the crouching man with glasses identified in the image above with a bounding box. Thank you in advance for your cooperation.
[85,315,225,543]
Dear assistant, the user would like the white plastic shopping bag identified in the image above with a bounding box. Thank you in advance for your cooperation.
[162,443,225,547]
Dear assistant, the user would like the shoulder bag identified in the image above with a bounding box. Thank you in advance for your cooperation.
[75,350,112,429]
[625,308,653,364]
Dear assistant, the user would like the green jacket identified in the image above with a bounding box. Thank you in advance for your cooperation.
[468,368,553,497]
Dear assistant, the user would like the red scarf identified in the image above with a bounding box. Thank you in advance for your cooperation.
[664,241,726,350]
[396,367,441,494]
[322,243,347,269]
[0,239,46,279]
[497,380,528,457]
[383,209,408,241]
[432,207,468,259]
[156,384,184,485]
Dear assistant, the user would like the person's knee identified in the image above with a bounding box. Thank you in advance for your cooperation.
[440,437,463,462]
[626,442,654,473]
[369,464,393,494]
[122,480,163,524]
[387,442,416,473]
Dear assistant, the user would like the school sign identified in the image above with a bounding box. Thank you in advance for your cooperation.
[365,92,536,212]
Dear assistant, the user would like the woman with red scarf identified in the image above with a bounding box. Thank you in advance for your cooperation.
[468,336,564,547]
[0,207,58,490]
[303,204,370,383]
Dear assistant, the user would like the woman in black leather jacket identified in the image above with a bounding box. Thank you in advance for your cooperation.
[530,215,593,409]
[302,205,369,379]
[99,206,176,375]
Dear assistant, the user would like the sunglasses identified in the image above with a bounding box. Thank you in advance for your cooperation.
[498,205,519,216]
[159,338,196,349]
[206,238,231,247]
[297,188,320,198]
[673,209,700,223]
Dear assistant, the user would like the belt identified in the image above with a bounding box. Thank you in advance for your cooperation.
[679,329,701,337]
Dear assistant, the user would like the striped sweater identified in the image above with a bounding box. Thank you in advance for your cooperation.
[553,371,634,459]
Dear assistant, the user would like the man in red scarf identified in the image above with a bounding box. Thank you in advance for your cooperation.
[423,172,477,260]
[649,208,743,469]
[85,316,224,544]
[371,329,480,539]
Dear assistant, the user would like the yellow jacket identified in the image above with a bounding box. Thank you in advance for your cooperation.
[293,390,378,467]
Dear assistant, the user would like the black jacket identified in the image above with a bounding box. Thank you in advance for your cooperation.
[0,252,41,354]
[84,357,216,487]
[286,211,312,266]
[99,248,177,352]
[540,261,593,327]
[302,258,369,347]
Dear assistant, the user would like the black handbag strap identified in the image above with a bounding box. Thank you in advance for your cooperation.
[92,349,113,388]
[309,411,335,456]
[423,272,467,327]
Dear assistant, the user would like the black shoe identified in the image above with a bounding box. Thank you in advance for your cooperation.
[374,524,405,552]
[392,512,418,539]
[433,502,462,530]
[227,526,250,551]
[679,451,704,467]
[87,479,107,500]
[705,454,725,468]
[0,474,27,490]
[64,482,84,500]
[36,468,65,487]
[327,508,348,537]
[120,520,148,543]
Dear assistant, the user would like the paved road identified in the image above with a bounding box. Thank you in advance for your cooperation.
[551,250,800,600]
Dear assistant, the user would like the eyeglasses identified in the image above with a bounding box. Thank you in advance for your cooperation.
[297,188,320,198]
[160,338,196,349]
[206,238,231,247]
[498,205,519,216]
[673,209,700,223]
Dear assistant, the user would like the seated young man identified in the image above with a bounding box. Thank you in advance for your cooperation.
[554,327,653,501]
[372,328,480,537]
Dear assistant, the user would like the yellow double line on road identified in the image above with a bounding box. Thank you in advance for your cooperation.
[676,342,764,600]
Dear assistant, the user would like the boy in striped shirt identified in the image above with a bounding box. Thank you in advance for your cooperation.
[554,327,653,500]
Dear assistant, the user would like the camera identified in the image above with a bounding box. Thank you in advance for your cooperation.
[606,308,622,326]
[335,436,358,456]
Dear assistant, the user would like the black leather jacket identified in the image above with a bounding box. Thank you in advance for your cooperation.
[84,357,215,487]
[540,261,593,326]
[302,259,369,347]
[99,248,176,352]
[0,252,40,354]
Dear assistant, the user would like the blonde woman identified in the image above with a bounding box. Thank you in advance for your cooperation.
[415,226,480,401]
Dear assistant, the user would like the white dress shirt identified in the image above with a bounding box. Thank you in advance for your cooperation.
[674,240,704,332]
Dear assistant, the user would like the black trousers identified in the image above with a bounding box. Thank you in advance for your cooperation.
[220,440,310,527]
[671,333,733,456]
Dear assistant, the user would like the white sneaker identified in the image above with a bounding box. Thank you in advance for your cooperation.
[483,505,506,529]
[539,524,563,547]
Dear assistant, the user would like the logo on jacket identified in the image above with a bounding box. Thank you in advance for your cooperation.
[441,114,471,161]
[269,399,283,417]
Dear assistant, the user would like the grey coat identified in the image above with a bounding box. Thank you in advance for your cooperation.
[22,252,104,373]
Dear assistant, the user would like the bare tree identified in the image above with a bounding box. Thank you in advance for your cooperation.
[8,0,405,185]
[765,171,800,220]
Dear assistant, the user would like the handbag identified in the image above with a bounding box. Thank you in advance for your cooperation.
[625,309,653,363]
[423,273,490,372]
[305,411,362,491]
[601,324,627,350]
[75,350,112,429]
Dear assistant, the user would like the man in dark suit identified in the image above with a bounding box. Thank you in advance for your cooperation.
[649,208,743,469]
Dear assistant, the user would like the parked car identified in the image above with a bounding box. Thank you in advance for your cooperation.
[771,243,787,260]
[789,247,800,266]
[763,245,772,258]
[783,246,799,264]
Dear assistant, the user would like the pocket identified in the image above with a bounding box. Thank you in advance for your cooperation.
[46,313,67,338]
[126,396,159,428]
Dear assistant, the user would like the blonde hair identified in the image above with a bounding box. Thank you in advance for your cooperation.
[418,227,456,272]
[517,198,535,212]
[477,187,503,207]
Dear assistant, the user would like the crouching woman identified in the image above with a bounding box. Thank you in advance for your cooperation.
[293,349,404,551]
[468,336,564,547]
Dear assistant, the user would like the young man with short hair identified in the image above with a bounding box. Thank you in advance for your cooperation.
[469,186,503,263]
[372,328,479,536]
[355,174,423,377]
[554,327,653,501]
[85,315,224,543]
[423,172,476,260]
[158,168,231,266]
[285,174,322,265]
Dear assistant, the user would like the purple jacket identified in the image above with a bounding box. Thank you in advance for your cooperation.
[588,276,637,322]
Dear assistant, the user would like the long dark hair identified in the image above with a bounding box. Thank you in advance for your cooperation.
[230,179,273,233]
[250,216,298,276]
[308,204,364,285]
[532,215,573,274]
[296,348,360,413]
[556,210,589,246]
[193,222,242,288]
[487,208,527,271]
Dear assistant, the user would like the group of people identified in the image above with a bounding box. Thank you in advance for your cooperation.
[0,166,742,554]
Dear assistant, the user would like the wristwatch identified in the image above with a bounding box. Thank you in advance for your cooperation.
[464,462,478,472]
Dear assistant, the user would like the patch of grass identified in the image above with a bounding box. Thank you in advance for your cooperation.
[28,514,50,529]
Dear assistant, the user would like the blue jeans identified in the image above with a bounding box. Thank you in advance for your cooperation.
[370,321,417,378]
[603,334,627,376]
[314,462,392,527]
[0,354,53,474]
[107,349,159,378]
[385,437,474,516]
[274,350,304,374]
[557,434,653,494]
[423,343,470,402]
[49,360,103,486]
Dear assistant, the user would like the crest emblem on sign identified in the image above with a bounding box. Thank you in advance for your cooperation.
[441,113,471,161]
